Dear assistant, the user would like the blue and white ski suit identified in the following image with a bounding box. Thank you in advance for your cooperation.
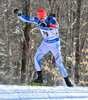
[18,14,67,78]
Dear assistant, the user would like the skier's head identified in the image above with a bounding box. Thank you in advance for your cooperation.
[37,8,47,18]
[37,8,47,22]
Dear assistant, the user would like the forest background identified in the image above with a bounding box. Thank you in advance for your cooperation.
[0,0,88,86]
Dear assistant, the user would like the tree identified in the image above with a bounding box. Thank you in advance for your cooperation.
[75,0,82,84]
[21,0,31,83]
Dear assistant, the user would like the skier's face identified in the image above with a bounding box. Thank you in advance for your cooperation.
[39,17,47,22]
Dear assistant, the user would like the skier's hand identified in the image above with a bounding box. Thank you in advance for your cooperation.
[14,8,19,14]
[40,23,50,27]
[14,8,21,16]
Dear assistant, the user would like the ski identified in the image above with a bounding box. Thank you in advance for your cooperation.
[30,82,50,86]
[8,82,51,87]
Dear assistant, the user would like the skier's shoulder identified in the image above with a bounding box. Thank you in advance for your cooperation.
[48,16,57,24]
[48,16,56,20]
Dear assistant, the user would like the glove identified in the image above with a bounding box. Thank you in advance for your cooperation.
[14,8,21,16]
[40,23,50,27]
[14,8,19,14]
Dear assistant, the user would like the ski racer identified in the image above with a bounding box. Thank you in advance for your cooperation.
[14,8,73,87]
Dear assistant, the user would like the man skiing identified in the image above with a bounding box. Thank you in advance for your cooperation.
[14,8,73,87]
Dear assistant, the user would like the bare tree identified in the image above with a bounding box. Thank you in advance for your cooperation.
[75,0,82,84]
[20,0,31,83]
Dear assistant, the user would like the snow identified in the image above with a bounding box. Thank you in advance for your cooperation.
[0,85,88,100]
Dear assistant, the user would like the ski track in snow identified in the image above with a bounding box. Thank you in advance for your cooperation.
[0,85,88,100]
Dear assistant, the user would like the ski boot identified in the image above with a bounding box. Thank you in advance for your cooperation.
[64,76,74,87]
[32,71,43,83]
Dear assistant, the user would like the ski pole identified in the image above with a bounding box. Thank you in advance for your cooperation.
[47,28,86,60]
[60,37,86,60]
[48,0,56,17]
[17,17,35,71]
[59,38,81,56]
[18,18,31,57]
[48,0,52,13]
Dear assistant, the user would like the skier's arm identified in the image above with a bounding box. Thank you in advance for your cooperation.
[18,14,38,24]
[49,17,59,28]
[49,24,58,28]
[14,8,38,24]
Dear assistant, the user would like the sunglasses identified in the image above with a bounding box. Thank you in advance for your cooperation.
[39,18,44,20]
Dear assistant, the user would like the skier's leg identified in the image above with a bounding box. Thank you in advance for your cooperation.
[48,41,67,78]
[55,51,73,87]
[33,41,49,83]
[49,41,73,87]
[34,41,49,71]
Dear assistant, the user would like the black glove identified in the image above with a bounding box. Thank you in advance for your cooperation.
[40,23,49,27]
[14,8,21,16]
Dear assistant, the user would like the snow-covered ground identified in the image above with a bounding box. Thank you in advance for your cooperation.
[0,85,88,100]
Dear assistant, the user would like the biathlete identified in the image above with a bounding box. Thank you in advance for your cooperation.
[14,8,73,87]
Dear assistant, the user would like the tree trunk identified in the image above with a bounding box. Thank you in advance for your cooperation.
[21,0,31,83]
[75,0,81,85]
